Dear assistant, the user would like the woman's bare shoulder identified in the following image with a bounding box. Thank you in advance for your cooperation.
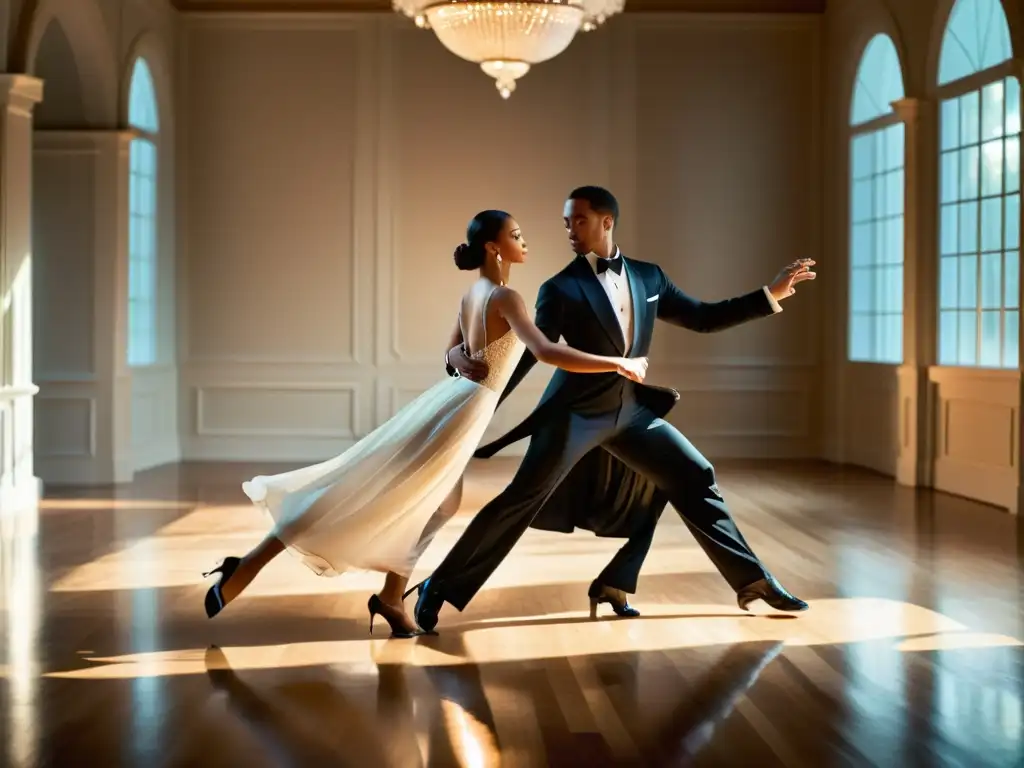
[490,285,524,306]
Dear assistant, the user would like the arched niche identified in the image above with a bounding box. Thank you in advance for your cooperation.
[22,0,117,126]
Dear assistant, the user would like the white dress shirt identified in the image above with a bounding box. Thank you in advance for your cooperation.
[585,248,634,354]
[584,249,783,356]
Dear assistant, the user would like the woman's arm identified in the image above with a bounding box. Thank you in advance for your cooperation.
[494,288,647,380]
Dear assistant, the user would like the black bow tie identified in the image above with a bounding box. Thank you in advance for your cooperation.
[596,257,622,275]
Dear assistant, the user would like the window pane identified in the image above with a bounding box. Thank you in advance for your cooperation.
[942,98,960,150]
[1006,193,1020,249]
[874,216,886,262]
[851,223,872,266]
[959,254,978,308]
[1006,250,1020,308]
[142,259,156,301]
[873,174,887,218]
[960,145,980,198]
[939,310,959,364]
[961,91,980,145]
[941,203,959,254]
[940,255,959,309]
[847,125,903,366]
[143,140,158,173]
[129,261,141,300]
[885,216,903,263]
[130,173,143,214]
[849,314,871,360]
[981,139,1004,195]
[1004,310,1019,367]
[981,251,1002,308]
[852,179,872,223]
[941,151,960,203]
[851,267,872,313]
[129,215,141,254]
[852,135,873,179]
[141,179,154,216]
[882,314,903,363]
[982,80,1005,140]
[958,310,978,364]
[1007,76,1021,135]
[1007,136,1020,193]
[980,310,1001,366]
[873,313,887,362]
[879,265,902,313]
[885,124,904,170]
[885,170,903,216]
[959,201,979,253]
[141,218,156,260]
[981,196,1003,251]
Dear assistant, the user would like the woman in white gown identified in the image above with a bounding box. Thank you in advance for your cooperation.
[202,210,649,636]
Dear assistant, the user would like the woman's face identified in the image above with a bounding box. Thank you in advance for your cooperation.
[489,217,528,264]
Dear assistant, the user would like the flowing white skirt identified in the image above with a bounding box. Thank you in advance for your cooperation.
[242,375,499,578]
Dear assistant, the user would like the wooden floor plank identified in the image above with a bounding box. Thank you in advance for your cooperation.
[1,458,1021,766]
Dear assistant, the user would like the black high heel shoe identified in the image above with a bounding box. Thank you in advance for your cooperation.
[587,580,641,619]
[202,556,242,619]
[368,594,421,639]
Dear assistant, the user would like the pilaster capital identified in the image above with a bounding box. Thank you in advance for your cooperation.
[0,75,42,117]
[891,97,936,123]
[33,129,136,155]
[1011,58,1024,82]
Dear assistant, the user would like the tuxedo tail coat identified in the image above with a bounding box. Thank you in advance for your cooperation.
[473,253,776,539]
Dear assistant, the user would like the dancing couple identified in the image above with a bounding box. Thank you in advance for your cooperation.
[202,186,816,637]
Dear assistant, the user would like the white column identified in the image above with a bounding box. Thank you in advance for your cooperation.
[892,96,938,488]
[96,131,134,483]
[0,75,43,513]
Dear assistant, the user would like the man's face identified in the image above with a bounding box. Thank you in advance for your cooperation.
[563,198,609,255]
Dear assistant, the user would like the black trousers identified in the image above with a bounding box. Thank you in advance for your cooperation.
[433,395,769,611]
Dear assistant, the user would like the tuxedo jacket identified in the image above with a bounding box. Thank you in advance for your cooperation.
[470,253,776,538]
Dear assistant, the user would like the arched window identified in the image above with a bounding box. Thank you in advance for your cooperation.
[937,0,1019,368]
[127,57,159,367]
[849,34,906,363]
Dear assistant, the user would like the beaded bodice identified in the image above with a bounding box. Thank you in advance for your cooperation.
[472,328,526,394]
[463,284,527,394]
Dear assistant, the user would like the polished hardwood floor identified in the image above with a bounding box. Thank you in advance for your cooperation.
[0,458,1021,767]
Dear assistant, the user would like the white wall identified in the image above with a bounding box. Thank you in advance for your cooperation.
[175,12,823,464]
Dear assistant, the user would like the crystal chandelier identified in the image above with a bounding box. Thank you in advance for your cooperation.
[393,0,625,98]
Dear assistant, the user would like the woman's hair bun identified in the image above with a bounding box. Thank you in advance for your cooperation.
[453,241,484,271]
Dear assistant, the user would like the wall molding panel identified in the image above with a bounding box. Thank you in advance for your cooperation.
[175,12,823,465]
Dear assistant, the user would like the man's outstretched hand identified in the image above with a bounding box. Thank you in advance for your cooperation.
[769,259,816,302]
[449,344,489,382]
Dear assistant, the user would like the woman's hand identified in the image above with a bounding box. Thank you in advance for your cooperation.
[617,356,649,383]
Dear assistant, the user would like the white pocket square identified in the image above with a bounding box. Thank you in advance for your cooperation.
[646,294,659,303]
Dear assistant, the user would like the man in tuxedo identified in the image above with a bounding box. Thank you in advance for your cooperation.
[414,186,815,631]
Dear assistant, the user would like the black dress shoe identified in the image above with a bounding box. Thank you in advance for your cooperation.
[408,577,444,632]
[736,576,808,612]
[588,580,641,619]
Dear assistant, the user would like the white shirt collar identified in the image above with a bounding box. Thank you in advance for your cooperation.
[584,246,622,273]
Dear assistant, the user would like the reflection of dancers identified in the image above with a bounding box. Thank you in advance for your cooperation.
[414,186,815,633]
[202,640,782,765]
[201,210,649,637]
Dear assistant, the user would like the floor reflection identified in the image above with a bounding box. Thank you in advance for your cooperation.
[201,640,788,767]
